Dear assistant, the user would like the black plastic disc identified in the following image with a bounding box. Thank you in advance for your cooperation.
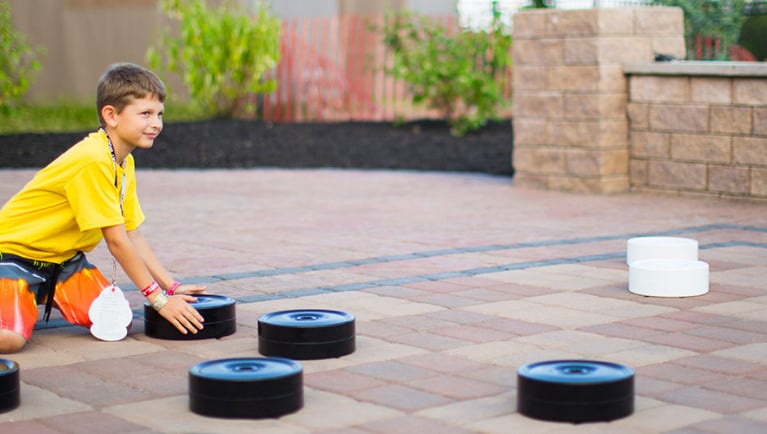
[144,294,236,340]
[189,357,303,418]
[0,359,20,413]
[517,360,634,423]
[258,309,355,360]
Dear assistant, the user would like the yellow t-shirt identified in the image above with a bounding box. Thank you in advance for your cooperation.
[0,130,145,263]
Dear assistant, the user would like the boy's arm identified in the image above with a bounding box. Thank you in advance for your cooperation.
[126,227,206,295]
[102,224,204,334]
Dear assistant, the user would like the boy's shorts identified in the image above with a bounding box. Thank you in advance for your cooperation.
[0,252,109,340]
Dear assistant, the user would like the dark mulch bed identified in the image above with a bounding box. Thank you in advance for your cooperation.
[0,119,514,176]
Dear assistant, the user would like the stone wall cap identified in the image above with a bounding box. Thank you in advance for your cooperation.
[624,61,767,77]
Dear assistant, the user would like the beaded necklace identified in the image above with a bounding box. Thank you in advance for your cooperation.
[100,127,126,286]
[100,127,126,216]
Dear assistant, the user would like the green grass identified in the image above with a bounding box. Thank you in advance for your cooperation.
[0,101,208,135]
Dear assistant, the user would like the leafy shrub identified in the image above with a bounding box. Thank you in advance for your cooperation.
[738,14,767,61]
[0,102,208,135]
[655,0,748,60]
[0,2,43,112]
[379,7,512,136]
[147,0,281,118]
[525,0,553,8]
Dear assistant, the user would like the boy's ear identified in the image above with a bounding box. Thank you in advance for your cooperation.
[101,105,118,128]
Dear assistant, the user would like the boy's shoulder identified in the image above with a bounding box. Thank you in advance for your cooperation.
[44,130,110,171]
[61,131,107,159]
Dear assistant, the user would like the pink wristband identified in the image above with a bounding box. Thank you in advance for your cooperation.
[141,281,160,297]
[167,281,181,296]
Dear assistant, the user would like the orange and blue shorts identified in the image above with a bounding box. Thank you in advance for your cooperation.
[0,252,109,340]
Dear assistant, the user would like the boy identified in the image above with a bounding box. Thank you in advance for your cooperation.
[0,63,205,353]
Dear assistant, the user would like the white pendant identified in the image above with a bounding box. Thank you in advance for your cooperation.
[88,284,134,341]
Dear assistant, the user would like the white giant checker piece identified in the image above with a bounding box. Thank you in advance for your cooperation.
[627,236,709,297]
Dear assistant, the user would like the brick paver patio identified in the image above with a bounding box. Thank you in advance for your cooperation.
[0,168,765,433]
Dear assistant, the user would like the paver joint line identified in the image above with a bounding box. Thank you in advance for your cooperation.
[35,229,767,331]
[109,224,767,292]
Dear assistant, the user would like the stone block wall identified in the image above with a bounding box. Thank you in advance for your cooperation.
[625,63,767,200]
[512,7,767,201]
[511,7,685,193]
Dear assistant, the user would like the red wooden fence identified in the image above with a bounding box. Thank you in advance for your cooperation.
[692,34,758,62]
[694,34,723,60]
[259,15,514,123]
[257,15,757,123]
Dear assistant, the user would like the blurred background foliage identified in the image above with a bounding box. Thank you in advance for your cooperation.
[0,1,43,114]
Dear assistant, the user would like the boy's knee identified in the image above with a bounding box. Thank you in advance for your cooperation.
[0,330,27,354]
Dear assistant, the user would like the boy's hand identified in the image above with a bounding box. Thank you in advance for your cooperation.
[175,284,206,295]
[158,295,205,334]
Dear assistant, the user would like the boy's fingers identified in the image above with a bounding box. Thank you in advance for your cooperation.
[182,302,204,328]
[173,314,201,334]
[181,298,204,321]
[162,298,204,334]
[178,285,206,295]
[181,315,201,333]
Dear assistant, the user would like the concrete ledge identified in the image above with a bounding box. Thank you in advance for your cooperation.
[624,61,767,77]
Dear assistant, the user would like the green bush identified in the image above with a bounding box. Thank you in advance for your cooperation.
[525,0,552,8]
[739,14,767,61]
[379,7,512,136]
[0,2,43,112]
[655,0,747,60]
[0,103,92,134]
[0,102,207,135]
[147,0,281,119]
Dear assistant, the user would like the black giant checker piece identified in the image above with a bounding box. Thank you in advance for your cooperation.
[189,357,303,418]
[144,294,236,340]
[258,309,355,360]
[0,358,20,413]
[517,360,634,423]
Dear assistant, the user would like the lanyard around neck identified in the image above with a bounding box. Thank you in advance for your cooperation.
[101,128,126,216]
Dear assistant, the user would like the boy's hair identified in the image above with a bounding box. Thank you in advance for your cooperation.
[96,63,167,125]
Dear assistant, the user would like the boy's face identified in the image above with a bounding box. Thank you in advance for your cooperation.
[109,94,164,151]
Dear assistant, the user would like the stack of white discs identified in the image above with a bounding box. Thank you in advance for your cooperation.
[626,237,709,297]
